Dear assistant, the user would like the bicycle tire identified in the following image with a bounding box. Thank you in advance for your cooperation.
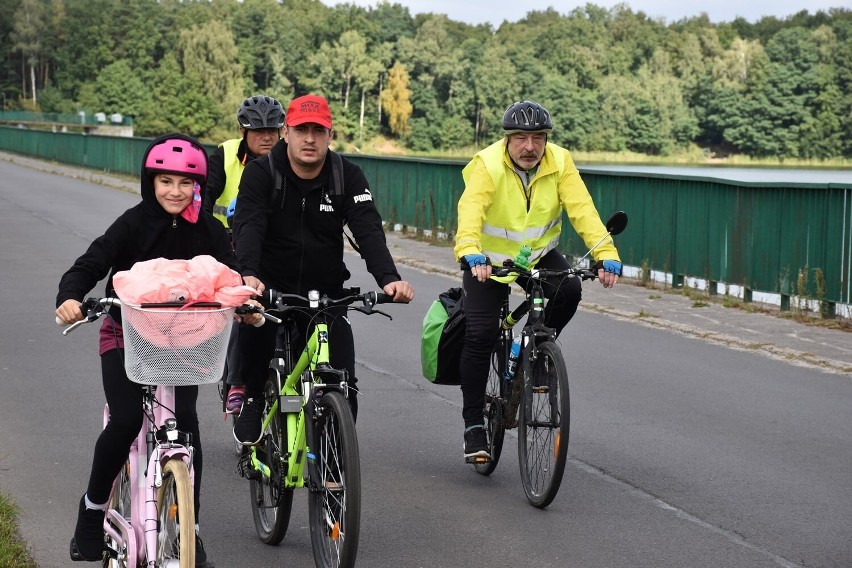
[156,459,195,567]
[475,342,507,476]
[104,463,131,568]
[250,375,294,545]
[517,340,570,508]
[308,390,361,568]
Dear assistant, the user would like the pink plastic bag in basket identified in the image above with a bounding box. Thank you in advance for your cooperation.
[113,255,256,306]
[113,256,257,349]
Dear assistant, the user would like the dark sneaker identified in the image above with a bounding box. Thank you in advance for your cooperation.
[463,426,491,462]
[233,397,263,445]
[195,533,207,567]
[69,495,105,561]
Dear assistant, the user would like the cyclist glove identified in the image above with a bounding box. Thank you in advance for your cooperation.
[595,259,623,276]
[462,254,488,269]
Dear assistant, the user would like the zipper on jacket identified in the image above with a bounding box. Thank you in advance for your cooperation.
[296,197,306,293]
[172,218,177,228]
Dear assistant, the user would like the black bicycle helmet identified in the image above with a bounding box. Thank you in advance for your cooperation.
[237,95,285,129]
[502,100,553,133]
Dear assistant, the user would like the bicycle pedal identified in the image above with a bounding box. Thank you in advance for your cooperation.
[532,386,550,394]
[465,455,492,465]
[324,480,344,491]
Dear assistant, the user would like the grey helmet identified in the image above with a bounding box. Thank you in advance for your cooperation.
[502,100,553,133]
[237,95,285,129]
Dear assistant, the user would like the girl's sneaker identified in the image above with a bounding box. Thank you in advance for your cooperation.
[225,385,246,414]
[69,495,105,561]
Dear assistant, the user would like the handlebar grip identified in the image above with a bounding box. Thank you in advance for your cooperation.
[373,291,392,304]
[56,316,65,326]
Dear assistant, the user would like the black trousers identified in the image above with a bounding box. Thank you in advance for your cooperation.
[87,349,203,518]
[458,249,581,426]
[238,305,358,419]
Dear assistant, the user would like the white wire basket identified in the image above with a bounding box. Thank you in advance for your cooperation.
[120,303,235,386]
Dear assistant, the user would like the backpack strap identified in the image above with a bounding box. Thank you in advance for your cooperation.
[267,152,284,210]
[330,151,344,197]
[330,151,362,255]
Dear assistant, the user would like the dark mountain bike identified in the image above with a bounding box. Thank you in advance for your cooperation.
[472,211,628,508]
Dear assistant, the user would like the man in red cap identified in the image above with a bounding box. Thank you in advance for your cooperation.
[231,94,414,444]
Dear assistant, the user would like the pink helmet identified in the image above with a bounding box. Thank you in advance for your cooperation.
[144,138,207,182]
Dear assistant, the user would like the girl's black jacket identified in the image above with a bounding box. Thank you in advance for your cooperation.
[56,133,237,323]
[232,139,400,296]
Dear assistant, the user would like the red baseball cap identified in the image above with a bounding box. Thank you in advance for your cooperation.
[285,95,333,129]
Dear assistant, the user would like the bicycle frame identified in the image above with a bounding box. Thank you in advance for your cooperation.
[103,384,195,567]
[247,316,346,490]
[495,279,556,423]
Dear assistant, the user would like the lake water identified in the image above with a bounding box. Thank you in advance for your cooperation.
[580,165,852,185]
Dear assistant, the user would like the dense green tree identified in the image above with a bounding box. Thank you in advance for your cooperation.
[177,19,245,139]
[232,0,289,91]
[136,54,215,137]
[0,0,849,157]
[469,39,520,145]
[53,0,119,101]
[10,0,46,105]
[76,59,149,119]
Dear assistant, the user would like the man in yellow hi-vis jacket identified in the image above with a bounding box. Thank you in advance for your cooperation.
[202,95,284,415]
[454,100,623,461]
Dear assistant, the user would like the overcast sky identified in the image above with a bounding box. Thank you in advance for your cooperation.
[321,0,845,27]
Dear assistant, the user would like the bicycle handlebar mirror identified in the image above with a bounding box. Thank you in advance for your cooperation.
[605,211,628,236]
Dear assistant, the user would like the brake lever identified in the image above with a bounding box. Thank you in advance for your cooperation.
[354,305,392,320]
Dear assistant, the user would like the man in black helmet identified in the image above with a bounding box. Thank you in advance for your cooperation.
[454,100,623,462]
[203,95,285,228]
[203,94,285,415]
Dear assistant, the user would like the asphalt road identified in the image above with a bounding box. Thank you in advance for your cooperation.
[1,159,850,568]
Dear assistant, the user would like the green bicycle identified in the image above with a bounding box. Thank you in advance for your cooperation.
[237,287,402,568]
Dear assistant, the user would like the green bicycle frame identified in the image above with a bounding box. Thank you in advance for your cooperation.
[248,320,334,489]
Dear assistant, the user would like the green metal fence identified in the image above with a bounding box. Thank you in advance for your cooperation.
[0,110,134,127]
[2,127,850,311]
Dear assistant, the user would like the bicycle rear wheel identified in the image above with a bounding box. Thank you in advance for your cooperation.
[250,375,294,545]
[308,390,361,568]
[104,463,131,568]
[517,340,570,508]
[475,341,507,476]
[156,459,195,567]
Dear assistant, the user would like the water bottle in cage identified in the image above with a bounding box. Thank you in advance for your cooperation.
[504,335,522,380]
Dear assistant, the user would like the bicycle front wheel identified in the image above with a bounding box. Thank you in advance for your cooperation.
[518,340,570,508]
[475,341,507,476]
[250,375,294,545]
[156,459,195,567]
[308,390,361,568]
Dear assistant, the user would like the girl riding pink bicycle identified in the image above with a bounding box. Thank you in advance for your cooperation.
[55,134,260,566]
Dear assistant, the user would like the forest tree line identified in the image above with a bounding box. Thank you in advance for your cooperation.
[2,0,852,159]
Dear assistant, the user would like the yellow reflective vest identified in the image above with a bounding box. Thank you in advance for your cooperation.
[212,138,245,227]
[454,139,619,280]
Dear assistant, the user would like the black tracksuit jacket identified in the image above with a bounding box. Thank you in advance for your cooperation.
[232,139,400,295]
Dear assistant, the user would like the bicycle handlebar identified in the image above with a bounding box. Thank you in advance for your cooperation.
[56,297,121,334]
[469,261,599,282]
[254,287,406,322]
[58,297,267,331]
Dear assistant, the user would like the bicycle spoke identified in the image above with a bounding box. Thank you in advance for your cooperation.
[518,341,570,508]
[309,391,360,568]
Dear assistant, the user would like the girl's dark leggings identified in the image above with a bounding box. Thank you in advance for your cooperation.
[86,349,203,519]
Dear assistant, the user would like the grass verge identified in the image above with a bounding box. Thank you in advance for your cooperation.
[0,491,36,567]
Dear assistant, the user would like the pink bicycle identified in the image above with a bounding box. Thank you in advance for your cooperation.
[61,297,234,567]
